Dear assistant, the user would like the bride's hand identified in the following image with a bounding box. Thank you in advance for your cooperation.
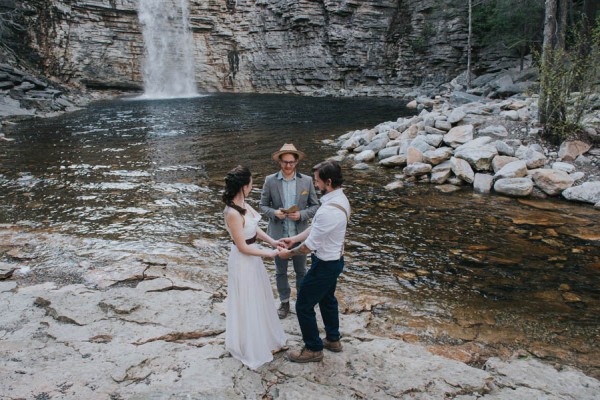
[268,248,280,258]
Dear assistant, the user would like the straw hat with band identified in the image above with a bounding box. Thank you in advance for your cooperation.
[272,143,305,162]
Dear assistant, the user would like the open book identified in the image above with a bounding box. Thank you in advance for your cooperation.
[279,205,299,214]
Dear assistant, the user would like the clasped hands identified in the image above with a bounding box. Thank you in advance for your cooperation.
[272,237,297,259]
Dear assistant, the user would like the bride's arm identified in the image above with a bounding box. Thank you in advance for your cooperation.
[225,211,278,258]
[255,226,277,247]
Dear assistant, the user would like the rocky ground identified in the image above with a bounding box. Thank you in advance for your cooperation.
[1,227,599,400]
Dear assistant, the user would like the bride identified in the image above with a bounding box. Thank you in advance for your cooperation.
[222,165,287,369]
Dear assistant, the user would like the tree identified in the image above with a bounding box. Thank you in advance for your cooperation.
[467,0,472,89]
[539,0,559,126]
[538,11,600,143]
[472,0,546,70]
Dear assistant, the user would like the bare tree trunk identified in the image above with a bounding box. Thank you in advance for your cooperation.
[556,0,568,50]
[539,0,558,125]
[467,0,472,89]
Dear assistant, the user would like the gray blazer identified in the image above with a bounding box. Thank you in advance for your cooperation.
[259,171,320,240]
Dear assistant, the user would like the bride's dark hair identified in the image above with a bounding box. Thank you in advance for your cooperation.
[222,165,251,216]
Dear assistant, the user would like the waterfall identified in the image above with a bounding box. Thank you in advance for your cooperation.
[137,0,198,99]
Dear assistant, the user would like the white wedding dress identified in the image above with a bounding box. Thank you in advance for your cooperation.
[225,205,287,369]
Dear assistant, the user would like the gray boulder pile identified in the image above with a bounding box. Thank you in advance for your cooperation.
[0,63,81,120]
[332,95,600,209]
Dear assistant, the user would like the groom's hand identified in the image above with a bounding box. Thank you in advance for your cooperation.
[273,239,287,249]
[281,238,294,248]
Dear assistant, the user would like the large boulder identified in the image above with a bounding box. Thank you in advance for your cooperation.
[516,146,547,169]
[492,155,520,173]
[479,125,508,138]
[562,181,600,204]
[450,157,475,183]
[531,169,575,196]
[379,154,407,167]
[473,173,494,194]
[551,162,576,174]
[423,147,453,166]
[377,146,400,160]
[365,136,390,153]
[443,125,474,148]
[447,108,467,124]
[494,178,534,197]
[558,140,591,161]
[494,160,528,180]
[454,137,498,171]
[342,129,376,150]
[403,163,432,177]
[354,150,376,162]
[430,161,452,184]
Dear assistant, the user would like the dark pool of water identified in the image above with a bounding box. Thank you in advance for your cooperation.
[1,93,599,376]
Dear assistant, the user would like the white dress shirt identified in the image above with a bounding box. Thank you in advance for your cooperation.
[305,188,350,261]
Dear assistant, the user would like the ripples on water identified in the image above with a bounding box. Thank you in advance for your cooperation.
[1,93,599,375]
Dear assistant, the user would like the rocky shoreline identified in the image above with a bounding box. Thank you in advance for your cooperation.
[0,63,119,141]
[328,71,600,210]
[1,226,599,399]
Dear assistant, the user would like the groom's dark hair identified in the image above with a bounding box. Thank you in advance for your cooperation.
[313,160,343,188]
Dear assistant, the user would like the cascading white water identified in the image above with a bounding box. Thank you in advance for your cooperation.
[137,0,198,99]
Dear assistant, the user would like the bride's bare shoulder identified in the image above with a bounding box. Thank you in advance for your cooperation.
[224,207,243,224]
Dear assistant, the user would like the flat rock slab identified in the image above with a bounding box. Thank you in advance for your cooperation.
[1,277,598,399]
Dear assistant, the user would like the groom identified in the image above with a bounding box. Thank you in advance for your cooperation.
[279,160,350,363]
[260,143,319,319]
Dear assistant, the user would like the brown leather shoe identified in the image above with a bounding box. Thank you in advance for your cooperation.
[277,302,290,319]
[287,347,323,363]
[323,338,343,352]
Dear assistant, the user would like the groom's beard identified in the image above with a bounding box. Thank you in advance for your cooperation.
[320,189,327,196]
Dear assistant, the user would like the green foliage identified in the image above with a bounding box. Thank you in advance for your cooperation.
[410,21,436,54]
[537,17,600,143]
[473,0,545,57]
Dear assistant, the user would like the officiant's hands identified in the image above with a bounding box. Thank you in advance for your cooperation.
[286,211,301,221]
[274,210,286,220]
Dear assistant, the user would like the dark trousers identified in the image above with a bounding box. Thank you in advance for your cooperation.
[295,254,344,351]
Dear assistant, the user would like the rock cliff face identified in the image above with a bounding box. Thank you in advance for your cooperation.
[21,0,471,96]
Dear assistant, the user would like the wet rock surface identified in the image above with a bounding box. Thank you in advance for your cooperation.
[0,64,87,121]
[0,226,599,399]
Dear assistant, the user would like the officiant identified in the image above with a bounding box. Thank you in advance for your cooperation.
[260,143,319,319]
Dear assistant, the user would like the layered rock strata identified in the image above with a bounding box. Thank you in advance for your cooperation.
[20,0,472,95]
[0,63,81,118]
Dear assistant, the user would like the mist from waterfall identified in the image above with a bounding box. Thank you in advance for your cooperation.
[137,0,198,99]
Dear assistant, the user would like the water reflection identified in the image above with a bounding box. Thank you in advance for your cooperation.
[1,93,599,376]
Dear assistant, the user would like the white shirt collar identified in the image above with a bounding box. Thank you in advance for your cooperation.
[320,188,343,204]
